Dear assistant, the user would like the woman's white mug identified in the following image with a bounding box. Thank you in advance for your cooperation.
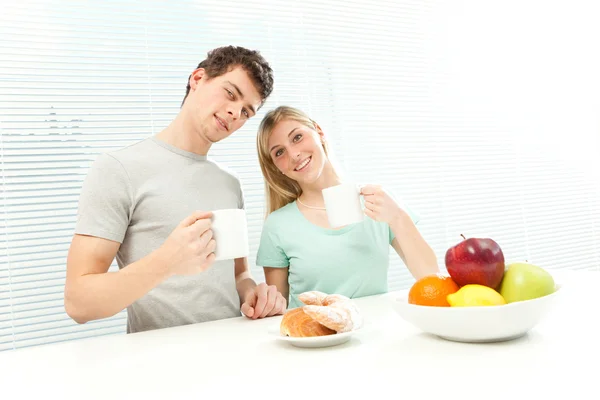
[210,209,249,261]
[322,183,364,228]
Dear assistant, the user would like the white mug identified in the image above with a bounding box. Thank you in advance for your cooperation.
[210,209,249,261]
[322,183,364,228]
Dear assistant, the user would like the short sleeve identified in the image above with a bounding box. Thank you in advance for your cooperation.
[256,215,289,268]
[74,153,133,243]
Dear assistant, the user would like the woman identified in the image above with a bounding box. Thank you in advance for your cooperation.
[255,106,438,309]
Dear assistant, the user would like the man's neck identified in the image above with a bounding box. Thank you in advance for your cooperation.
[155,112,212,156]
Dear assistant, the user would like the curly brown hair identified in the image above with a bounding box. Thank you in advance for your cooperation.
[181,45,274,107]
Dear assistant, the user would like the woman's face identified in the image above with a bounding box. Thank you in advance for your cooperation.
[267,118,328,185]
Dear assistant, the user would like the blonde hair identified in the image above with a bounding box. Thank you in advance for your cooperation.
[257,106,332,216]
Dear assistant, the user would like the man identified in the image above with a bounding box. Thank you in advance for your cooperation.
[64,46,286,334]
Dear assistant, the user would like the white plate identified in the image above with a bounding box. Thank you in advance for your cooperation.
[389,283,561,343]
[267,324,358,348]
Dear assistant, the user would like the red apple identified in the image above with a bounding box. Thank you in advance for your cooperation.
[445,235,505,288]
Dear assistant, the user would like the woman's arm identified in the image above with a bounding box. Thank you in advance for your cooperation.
[389,212,439,280]
[263,267,290,305]
[360,184,439,280]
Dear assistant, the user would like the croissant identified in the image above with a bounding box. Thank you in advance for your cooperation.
[279,291,363,337]
[280,308,336,337]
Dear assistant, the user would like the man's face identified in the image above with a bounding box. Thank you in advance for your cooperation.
[186,66,263,144]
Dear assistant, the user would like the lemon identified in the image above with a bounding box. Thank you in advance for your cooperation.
[446,284,506,307]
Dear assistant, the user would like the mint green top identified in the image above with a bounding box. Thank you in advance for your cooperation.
[256,201,419,309]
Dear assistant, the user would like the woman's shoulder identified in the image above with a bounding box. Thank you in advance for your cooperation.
[362,215,391,233]
[262,201,299,229]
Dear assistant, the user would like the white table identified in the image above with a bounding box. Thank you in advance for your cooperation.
[1,270,598,399]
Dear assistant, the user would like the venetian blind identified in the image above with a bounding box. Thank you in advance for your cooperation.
[1,0,598,351]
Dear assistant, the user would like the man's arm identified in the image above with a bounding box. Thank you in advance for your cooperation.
[64,211,215,324]
[234,257,286,319]
[234,257,256,304]
[64,234,172,324]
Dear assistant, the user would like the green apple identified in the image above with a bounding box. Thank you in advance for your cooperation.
[498,262,555,303]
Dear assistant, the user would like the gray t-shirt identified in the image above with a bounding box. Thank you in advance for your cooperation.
[75,136,243,333]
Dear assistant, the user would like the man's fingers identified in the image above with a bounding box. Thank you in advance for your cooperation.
[207,238,216,253]
[190,218,212,236]
[241,302,254,318]
[198,229,213,247]
[260,285,278,318]
[200,238,216,259]
[252,284,268,320]
[279,295,287,314]
[269,295,286,316]
[179,211,213,228]
[277,296,286,315]
[241,290,256,318]
[205,251,216,264]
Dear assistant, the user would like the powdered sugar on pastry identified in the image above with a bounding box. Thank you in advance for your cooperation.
[298,291,363,333]
[297,291,329,306]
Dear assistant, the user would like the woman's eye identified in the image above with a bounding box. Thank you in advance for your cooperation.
[275,149,283,157]
[293,134,302,142]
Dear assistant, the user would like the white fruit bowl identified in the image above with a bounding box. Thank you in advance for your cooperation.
[389,283,561,343]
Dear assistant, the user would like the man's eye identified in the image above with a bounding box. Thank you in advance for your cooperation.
[242,109,249,117]
[226,89,234,98]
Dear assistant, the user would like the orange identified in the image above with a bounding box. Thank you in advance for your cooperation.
[408,274,460,307]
